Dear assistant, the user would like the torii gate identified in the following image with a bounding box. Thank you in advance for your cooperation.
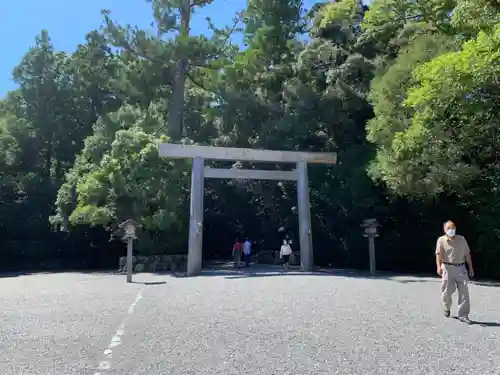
[157,143,337,276]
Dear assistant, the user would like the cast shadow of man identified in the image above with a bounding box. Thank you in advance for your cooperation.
[472,321,500,327]
[453,317,500,327]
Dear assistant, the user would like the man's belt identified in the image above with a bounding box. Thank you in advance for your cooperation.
[443,262,465,266]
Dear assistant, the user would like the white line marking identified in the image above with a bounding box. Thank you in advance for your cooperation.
[93,288,144,375]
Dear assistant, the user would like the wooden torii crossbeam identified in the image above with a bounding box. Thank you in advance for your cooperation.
[157,143,337,276]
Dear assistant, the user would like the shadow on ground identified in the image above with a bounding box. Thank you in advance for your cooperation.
[452,316,500,327]
[1,265,499,288]
[0,271,29,278]
[0,269,121,279]
[472,321,500,327]
[162,265,500,288]
[160,265,439,285]
[131,280,167,285]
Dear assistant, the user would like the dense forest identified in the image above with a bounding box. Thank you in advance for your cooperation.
[0,0,499,277]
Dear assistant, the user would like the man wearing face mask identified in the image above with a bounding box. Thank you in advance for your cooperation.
[435,220,475,323]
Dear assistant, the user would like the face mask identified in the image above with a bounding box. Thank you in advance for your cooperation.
[446,229,456,237]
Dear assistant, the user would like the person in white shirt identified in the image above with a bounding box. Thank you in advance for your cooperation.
[280,240,293,270]
[243,238,252,267]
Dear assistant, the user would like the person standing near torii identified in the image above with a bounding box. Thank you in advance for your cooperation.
[243,238,252,267]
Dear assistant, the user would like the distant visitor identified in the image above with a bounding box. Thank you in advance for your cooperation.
[243,238,252,267]
[280,240,292,270]
[233,238,243,268]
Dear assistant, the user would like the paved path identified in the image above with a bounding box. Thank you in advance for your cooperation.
[1,268,500,374]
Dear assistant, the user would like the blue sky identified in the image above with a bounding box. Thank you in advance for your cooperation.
[0,0,365,97]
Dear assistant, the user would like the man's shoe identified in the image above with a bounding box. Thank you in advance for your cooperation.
[459,316,472,324]
[444,310,450,318]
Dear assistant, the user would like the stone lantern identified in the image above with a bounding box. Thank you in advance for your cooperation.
[361,219,379,276]
[119,219,141,283]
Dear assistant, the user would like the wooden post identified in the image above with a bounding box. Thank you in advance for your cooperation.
[297,160,313,271]
[187,156,204,276]
[126,237,133,283]
[368,236,376,277]
[362,219,379,277]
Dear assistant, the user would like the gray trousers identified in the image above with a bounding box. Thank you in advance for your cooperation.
[441,263,470,317]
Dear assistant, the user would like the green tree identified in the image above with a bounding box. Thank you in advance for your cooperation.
[366,33,457,191]
[3,0,500,278]
[366,1,500,275]
[360,0,455,60]
[102,0,235,141]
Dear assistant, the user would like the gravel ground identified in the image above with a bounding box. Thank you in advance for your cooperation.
[1,267,500,375]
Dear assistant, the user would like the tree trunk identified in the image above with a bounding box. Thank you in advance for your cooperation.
[168,60,188,141]
[167,0,191,141]
[45,135,53,179]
